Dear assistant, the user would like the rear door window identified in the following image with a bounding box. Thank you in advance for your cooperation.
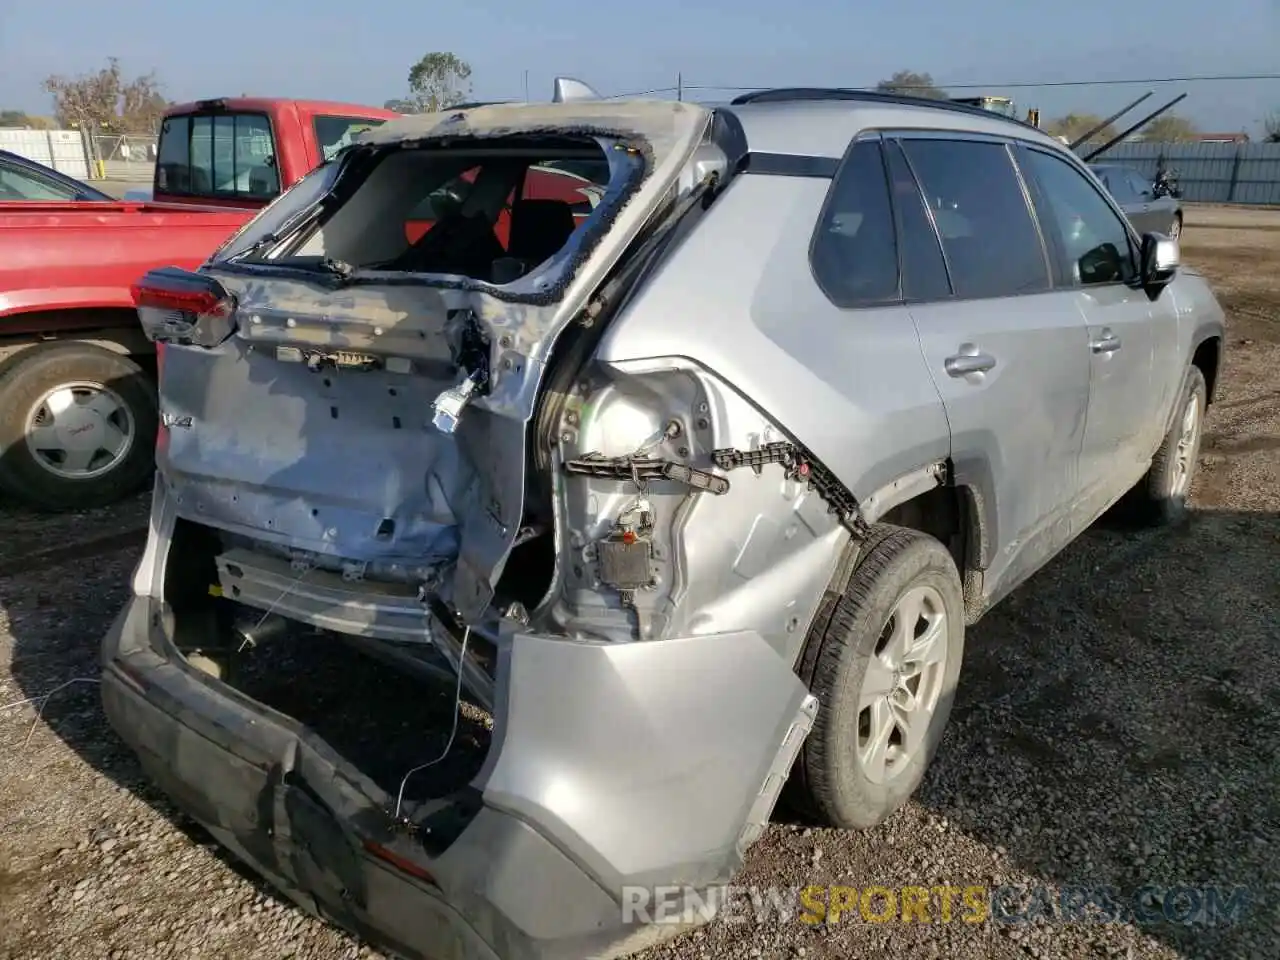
[899,137,1050,300]
[313,115,387,162]
[883,140,953,303]
[157,112,279,199]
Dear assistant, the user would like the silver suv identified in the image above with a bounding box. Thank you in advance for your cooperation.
[103,83,1225,960]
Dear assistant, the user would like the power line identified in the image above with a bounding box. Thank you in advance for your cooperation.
[601,73,1280,100]
[684,73,1280,93]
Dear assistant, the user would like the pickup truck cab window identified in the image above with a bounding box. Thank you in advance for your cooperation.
[899,137,1051,300]
[158,112,279,199]
[1020,148,1137,286]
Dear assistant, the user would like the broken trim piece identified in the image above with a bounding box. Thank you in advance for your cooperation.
[859,461,949,526]
[563,453,730,494]
[713,442,870,537]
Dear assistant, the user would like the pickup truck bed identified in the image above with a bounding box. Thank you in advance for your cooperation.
[0,201,252,511]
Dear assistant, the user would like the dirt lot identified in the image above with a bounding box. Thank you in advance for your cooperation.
[2,203,1278,960]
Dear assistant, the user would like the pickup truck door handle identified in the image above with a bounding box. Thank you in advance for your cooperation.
[1090,330,1122,354]
[944,346,997,378]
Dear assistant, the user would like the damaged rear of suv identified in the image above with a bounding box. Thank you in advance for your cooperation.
[103,95,825,960]
[101,85,1223,960]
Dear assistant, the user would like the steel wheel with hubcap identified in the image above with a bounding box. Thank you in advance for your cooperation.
[0,342,158,512]
[25,382,136,481]
[1134,365,1206,525]
[789,523,966,830]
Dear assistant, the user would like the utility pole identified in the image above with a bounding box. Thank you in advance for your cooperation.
[677,72,683,102]
[523,70,529,102]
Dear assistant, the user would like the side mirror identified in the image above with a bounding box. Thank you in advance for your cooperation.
[1139,232,1179,295]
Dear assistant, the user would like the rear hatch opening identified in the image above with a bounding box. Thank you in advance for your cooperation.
[159,514,496,808]
[224,132,633,292]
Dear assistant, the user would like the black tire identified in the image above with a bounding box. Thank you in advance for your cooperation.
[0,342,158,512]
[1170,211,1183,240]
[790,524,965,829]
[1133,366,1206,526]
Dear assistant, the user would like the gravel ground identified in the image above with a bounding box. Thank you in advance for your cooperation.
[2,205,1278,960]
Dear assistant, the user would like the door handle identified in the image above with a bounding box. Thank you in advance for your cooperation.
[1090,331,1122,354]
[944,346,997,378]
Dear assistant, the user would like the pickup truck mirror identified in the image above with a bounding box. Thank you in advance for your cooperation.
[1140,232,1179,296]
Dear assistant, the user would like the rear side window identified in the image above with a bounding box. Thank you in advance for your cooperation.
[157,112,279,199]
[810,140,900,307]
[1019,148,1137,286]
[314,115,386,162]
[899,138,1050,300]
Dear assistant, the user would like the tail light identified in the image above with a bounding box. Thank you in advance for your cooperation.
[131,266,238,348]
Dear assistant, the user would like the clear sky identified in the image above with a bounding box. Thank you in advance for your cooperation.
[1,0,1276,135]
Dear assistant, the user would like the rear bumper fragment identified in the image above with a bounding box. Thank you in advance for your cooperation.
[101,596,815,960]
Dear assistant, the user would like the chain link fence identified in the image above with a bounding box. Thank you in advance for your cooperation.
[89,133,158,181]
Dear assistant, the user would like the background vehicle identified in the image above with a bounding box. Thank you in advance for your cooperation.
[1090,161,1184,238]
[105,86,1223,960]
[152,97,401,209]
[0,149,113,202]
[0,98,398,512]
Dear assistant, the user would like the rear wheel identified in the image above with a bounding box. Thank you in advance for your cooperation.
[790,524,966,829]
[0,343,158,512]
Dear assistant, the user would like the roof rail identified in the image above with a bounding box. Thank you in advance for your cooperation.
[728,87,1044,133]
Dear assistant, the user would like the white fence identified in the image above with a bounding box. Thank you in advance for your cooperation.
[0,128,91,181]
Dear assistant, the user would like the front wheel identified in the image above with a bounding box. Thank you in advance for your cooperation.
[790,524,966,829]
[0,343,158,512]
[1133,366,1206,525]
[1169,212,1183,240]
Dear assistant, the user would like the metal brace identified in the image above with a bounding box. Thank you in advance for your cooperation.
[563,453,730,494]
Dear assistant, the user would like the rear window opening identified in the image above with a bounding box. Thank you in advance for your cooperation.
[238,134,634,289]
[160,517,493,805]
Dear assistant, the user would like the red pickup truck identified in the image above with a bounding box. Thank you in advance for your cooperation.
[0,98,401,511]
[0,98,612,512]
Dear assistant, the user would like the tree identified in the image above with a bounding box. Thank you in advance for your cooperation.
[875,70,948,100]
[383,98,416,114]
[1141,114,1199,143]
[406,52,473,113]
[1264,112,1280,144]
[1045,113,1117,145]
[0,109,31,127]
[42,57,169,134]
